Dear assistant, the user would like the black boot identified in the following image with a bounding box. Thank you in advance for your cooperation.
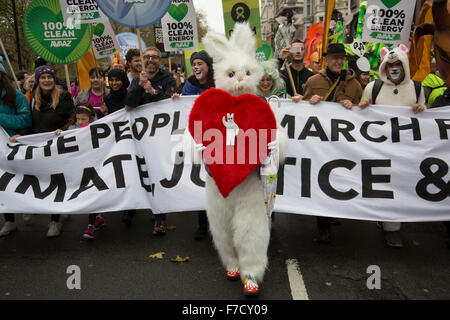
[122,210,135,227]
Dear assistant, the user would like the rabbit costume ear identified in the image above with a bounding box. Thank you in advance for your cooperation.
[380,47,390,59]
[230,23,256,56]
[203,31,230,63]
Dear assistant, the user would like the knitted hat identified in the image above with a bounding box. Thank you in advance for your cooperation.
[0,56,6,74]
[35,65,56,83]
[190,50,213,66]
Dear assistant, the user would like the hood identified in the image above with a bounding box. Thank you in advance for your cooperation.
[379,45,411,85]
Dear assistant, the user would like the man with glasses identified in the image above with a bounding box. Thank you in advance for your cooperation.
[278,39,315,102]
[124,47,176,234]
[126,47,176,109]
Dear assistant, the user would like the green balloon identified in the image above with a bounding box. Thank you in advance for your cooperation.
[23,0,92,64]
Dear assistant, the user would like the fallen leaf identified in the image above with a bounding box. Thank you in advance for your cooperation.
[166,225,177,231]
[412,240,420,246]
[171,256,190,263]
[149,252,165,259]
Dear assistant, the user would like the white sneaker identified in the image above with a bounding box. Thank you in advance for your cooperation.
[23,214,33,224]
[0,221,17,237]
[47,221,62,238]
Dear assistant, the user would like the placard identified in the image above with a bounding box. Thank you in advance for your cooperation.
[23,0,92,64]
[161,0,198,51]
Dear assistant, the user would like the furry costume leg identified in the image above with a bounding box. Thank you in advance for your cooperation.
[205,175,240,272]
[229,171,269,282]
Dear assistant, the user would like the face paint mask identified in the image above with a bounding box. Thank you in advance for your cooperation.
[388,67,402,80]
[193,66,203,80]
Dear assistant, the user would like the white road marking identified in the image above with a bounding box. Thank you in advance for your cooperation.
[286,259,309,300]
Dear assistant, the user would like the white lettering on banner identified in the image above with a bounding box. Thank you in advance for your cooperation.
[0,97,449,222]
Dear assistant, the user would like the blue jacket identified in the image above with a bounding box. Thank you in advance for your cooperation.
[182,80,207,96]
[0,89,32,136]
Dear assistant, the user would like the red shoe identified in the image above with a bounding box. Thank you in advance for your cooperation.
[226,268,240,281]
[153,220,166,236]
[243,278,259,296]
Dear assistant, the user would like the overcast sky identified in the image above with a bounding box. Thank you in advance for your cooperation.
[192,0,263,35]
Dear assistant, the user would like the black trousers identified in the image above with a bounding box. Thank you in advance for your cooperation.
[316,217,330,230]
[4,213,59,222]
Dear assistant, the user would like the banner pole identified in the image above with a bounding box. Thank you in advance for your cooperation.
[0,37,19,88]
[64,64,71,92]
[284,60,297,96]
[136,29,145,69]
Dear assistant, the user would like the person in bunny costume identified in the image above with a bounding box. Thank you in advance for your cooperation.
[360,44,426,247]
[184,23,288,296]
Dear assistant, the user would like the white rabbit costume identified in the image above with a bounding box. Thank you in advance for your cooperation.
[184,23,288,295]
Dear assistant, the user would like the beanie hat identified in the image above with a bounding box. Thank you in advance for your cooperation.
[35,65,56,83]
[0,56,6,74]
[190,50,213,66]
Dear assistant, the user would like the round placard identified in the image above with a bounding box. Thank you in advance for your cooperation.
[97,0,171,29]
[23,0,92,64]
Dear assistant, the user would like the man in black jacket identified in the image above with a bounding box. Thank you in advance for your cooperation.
[278,39,315,102]
[124,47,176,234]
[126,47,176,109]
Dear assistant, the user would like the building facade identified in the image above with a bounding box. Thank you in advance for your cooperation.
[260,0,361,53]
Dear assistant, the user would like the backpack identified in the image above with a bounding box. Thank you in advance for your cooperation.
[371,79,422,104]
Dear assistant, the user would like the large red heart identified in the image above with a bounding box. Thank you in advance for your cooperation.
[188,88,277,198]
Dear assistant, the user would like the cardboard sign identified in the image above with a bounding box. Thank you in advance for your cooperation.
[222,0,262,47]
[161,0,198,51]
[59,0,103,25]
[23,0,92,64]
[91,17,120,59]
[362,0,415,45]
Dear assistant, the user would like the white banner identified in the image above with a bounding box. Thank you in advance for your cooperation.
[59,0,104,25]
[1,97,450,222]
[161,0,198,51]
[362,0,415,45]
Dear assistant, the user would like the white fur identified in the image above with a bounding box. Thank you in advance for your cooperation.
[186,23,288,283]
[364,45,425,106]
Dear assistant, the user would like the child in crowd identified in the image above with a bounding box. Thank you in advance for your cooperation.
[54,104,106,239]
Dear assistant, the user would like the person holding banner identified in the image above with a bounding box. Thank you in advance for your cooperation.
[359,45,426,247]
[125,46,176,235]
[125,49,143,85]
[0,58,32,237]
[172,50,215,240]
[27,65,74,238]
[74,67,110,120]
[303,43,363,244]
[179,51,215,96]
[126,47,177,108]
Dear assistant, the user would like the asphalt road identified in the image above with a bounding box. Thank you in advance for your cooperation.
[0,210,449,300]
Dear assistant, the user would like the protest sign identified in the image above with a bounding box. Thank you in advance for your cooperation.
[91,17,120,59]
[161,0,198,51]
[59,0,103,25]
[222,0,262,47]
[1,99,449,222]
[112,32,147,62]
[96,0,171,28]
[362,0,415,45]
[23,0,92,64]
